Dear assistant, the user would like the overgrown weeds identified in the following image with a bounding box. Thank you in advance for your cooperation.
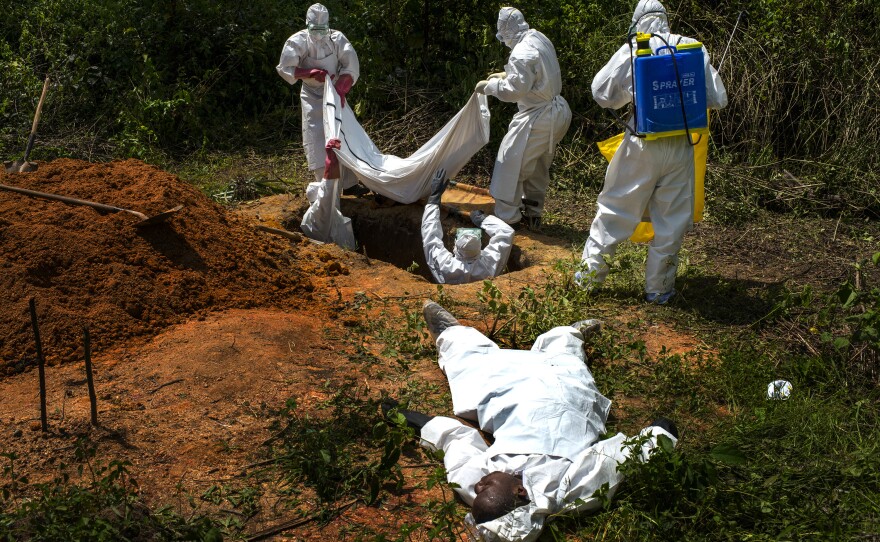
[259,380,412,508]
[0,443,220,541]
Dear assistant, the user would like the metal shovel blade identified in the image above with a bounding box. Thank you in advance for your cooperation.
[134,204,183,228]
[4,160,27,173]
[4,160,38,173]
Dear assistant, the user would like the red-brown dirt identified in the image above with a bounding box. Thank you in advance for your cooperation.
[0,159,712,540]
[0,159,318,374]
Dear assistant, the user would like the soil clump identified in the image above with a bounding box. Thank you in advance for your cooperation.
[0,159,316,374]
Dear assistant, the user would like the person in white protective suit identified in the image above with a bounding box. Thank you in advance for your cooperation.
[474,7,572,230]
[578,0,728,304]
[421,168,515,285]
[382,301,679,542]
[276,3,365,193]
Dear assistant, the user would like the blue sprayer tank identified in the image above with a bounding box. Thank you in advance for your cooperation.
[633,35,708,140]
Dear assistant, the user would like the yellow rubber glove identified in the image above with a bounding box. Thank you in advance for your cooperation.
[488,71,507,80]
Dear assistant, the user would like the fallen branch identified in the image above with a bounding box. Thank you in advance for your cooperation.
[255,225,304,242]
[246,499,357,541]
[149,378,184,394]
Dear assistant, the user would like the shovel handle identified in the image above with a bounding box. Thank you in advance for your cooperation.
[0,183,147,220]
[23,76,50,162]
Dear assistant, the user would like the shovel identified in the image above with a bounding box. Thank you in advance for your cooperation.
[0,183,182,228]
[4,76,51,174]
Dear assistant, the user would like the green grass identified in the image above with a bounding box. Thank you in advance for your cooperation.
[338,236,877,538]
[0,446,221,541]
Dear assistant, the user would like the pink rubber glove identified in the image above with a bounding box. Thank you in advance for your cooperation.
[293,67,328,83]
[334,74,354,108]
[324,138,342,179]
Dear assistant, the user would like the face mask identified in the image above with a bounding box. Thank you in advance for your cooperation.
[495,32,519,48]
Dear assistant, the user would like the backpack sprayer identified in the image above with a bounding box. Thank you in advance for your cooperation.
[606,32,708,146]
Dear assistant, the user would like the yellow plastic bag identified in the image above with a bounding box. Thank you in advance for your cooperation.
[596,121,708,243]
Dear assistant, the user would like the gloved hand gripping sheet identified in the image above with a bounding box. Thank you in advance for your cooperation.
[321,80,491,204]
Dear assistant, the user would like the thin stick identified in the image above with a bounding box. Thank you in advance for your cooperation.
[149,378,184,394]
[83,326,98,426]
[29,298,48,432]
[246,499,357,541]
[719,11,746,73]
[254,224,304,242]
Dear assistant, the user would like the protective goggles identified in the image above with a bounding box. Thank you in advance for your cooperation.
[308,23,330,37]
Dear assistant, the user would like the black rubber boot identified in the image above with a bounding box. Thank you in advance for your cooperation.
[650,417,679,439]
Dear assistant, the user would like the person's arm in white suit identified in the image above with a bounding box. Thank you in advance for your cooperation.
[276,32,309,85]
[528,427,678,515]
[421,203,460,284]
[591,44,634,110]
[332,31,360,83]
[485,46,538,103]
[420,416,489,505]
[479,215,515,277]
[702,46,728,110]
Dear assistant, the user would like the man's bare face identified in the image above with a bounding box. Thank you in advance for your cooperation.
[475,471,519,496]
[472,471,530,523]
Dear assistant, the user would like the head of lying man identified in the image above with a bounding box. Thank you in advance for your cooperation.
[472,471,531,523]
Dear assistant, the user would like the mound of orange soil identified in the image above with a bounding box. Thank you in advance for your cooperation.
[0,159,314,374]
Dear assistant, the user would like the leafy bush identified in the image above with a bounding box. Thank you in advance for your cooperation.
[0,448,220,541]
[261,381,412,506]
[2,0,878,216]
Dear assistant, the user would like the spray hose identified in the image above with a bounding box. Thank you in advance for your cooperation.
[626,32,701,147]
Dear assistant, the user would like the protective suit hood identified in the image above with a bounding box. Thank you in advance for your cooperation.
[454,233,482,263]
[306,3,331,42]
[306,3,329,26]
[496,7,529,48]
[629,0,670,35]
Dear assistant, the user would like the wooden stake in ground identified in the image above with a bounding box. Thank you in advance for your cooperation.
[83,326,98,426]
[28,297,48,432]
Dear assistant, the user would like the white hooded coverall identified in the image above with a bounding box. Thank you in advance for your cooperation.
[485,8,572,225]
[421,324,677,541]
[276,3,360,188]
[581,0,727,296]
[421,204,514,285]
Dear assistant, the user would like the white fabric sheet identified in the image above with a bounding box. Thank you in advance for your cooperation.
[321,80,491,204]
[300,176,356,250]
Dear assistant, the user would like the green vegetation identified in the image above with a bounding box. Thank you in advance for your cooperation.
[2,0,879,215]
[0,445,220,541]
[2,0,880,539]
[258,382,411,507]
